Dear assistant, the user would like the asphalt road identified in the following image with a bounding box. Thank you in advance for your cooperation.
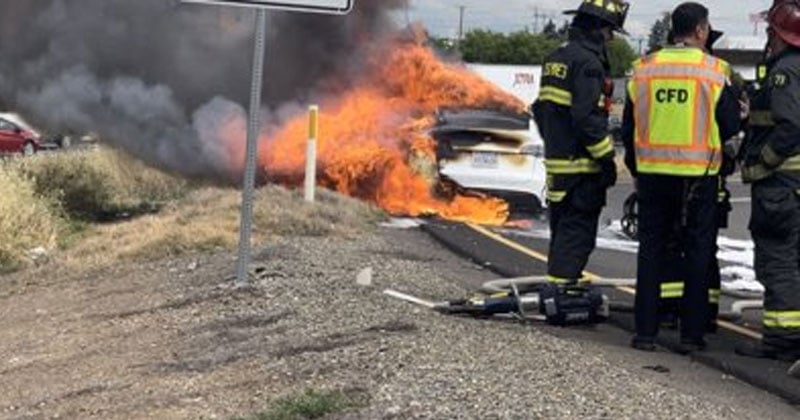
[422,216,800,405]
[603,178,752,241]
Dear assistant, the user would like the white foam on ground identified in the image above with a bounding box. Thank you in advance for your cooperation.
[720,266,764,294]
[503,220,765,294]
[380,218,424,229]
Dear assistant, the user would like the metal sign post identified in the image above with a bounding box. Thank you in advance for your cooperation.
[182,0,353,287]
[235,8,268,288]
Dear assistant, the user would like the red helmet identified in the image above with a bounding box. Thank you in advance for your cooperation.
[768,0,800,47]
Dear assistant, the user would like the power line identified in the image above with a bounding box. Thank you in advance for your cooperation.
[458,5,466,47]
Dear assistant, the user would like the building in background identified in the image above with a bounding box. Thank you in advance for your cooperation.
[715,35,767,82]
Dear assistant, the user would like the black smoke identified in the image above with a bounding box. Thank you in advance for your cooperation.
[0,0,407,179]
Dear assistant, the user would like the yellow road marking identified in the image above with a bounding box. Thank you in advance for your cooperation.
[465,223,764,341]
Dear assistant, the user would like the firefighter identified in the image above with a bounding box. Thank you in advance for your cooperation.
[531,0,628,287]
[657,27,740,333]
[737,0,800,361]
[621,2,741,352]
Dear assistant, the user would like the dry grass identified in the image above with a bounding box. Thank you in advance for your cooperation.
[11,147,188,220]
[0,166,60,272]
[61,185,384,271]
[1,147,383,273]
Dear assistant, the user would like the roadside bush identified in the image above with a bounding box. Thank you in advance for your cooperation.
[13,148,188,220]
[1,147,384,272]
[0,166,60,271]
[239,388,369,420]
[65,185,385,268]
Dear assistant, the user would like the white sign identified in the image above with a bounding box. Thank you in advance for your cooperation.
[183,0,353,14]
[467,63,542,105]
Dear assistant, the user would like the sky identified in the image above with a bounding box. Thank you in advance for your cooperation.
[406,0,773,42]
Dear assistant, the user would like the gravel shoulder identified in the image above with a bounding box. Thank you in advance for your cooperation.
[0,226,797,419]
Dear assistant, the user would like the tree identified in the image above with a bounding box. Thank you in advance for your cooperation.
[557,20,570,40]
[542,19,558,39]
[647,12,671,52]
[607,38,638,77]
[459,28,636,76]
[460,29,560,65]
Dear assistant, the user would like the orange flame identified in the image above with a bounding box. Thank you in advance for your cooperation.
[253,32,525,225]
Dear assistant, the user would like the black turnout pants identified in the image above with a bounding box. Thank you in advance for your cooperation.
[548,176,605,283]
[750,178,800,347]
[635,175,717,341]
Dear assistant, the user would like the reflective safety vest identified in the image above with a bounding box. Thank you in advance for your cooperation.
[628,48,729,176]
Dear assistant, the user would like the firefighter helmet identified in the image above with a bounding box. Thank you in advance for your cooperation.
[767,0,800,48]
[564,0,630,34]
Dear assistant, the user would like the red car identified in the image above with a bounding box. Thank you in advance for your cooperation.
[0,113,42,156]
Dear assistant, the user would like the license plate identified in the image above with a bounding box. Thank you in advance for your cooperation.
[471,152,498,168]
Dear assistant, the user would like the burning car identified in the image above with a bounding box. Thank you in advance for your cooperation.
[431,109,547,212]
[0,113,42,156]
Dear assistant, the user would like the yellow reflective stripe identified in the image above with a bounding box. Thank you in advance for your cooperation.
[764,320,800,328]
[749,111,774,127]
[660,282,683,299]
[709,289,721,304]
[659,284,719,303]
[779,155,800,171]
[763,311,800,329]
[764,311,800,318]
[636,161,721,177]
[547,275,571,284]
[587,136,615,159]
[761,144,784,168]
[757,64,768,82]
[547,275,591,284]
[634,62,727,85]
[545,158,602,174]
[538,86,573,106]
[636,148,722,165]
[547,190,567,203]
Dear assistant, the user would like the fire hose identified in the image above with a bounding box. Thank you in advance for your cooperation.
[385,275,764,325]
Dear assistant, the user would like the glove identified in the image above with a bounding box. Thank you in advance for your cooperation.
[600,159,617,188]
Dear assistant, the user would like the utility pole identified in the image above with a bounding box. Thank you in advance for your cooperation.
[533,7,540,33]
[458,5,466,47]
